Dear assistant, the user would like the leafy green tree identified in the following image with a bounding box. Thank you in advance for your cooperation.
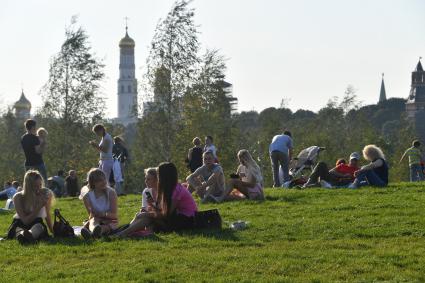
[39,18,105,171]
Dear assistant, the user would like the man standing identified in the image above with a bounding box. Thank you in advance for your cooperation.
[399,140,425,182]
[21,119,47,182]
[269,130,293,187]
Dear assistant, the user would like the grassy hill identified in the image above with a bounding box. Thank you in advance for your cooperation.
[1,183,425,282]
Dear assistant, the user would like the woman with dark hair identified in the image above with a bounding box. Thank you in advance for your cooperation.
[115,162,197,237]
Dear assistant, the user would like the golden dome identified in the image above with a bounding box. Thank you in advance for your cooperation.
[14,91,31,110]
[119,31,135,48]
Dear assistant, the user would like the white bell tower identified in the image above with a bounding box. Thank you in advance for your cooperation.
[116,22,138,126]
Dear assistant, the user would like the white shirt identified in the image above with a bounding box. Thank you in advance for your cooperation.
[87,189,111,213]
[204,144,217,159]
[141,187,153,210]
[99,133,113,160]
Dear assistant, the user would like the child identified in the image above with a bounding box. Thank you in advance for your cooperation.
[36,127,48,150]
[81,168,118,240]
[204,136,218,163]
[400,140,424,182]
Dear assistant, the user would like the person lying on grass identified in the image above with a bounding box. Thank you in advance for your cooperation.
[348,145,389,189]
[80,168,118,240]
[186,151,225,203]
[302,152,360,188]
[115,162,197,237]
[218,149,264,202]
[7,170,54,244]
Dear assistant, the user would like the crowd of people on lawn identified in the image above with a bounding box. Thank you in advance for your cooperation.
[1,119,424,243]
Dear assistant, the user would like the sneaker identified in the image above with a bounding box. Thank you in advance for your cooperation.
[282,181,292,188]
[81,227,92,240]
[92,225,102,238]
[347,182,357,189]
[320,180,332,189]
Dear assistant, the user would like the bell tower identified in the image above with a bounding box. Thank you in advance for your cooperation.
[116,21,138,126]
[406,57,425,119]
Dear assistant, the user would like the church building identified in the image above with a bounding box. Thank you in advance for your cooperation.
[14,90,31,119]
[406,58,425,119]
[115,25,138,126]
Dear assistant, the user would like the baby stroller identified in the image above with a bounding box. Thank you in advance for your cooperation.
[280,146,325,187]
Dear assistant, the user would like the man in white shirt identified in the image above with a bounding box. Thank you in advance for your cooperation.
[269,130,293,187]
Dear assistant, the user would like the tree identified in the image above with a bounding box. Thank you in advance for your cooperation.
[38,18,105,170]
[41,17,105,124]
[143,0,200,161]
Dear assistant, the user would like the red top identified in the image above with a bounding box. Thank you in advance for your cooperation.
[335,164,359,179]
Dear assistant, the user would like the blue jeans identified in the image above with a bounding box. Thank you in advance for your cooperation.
[25,163,48,183]
[353,170,387,187]
[410,164,424,182]
[270,151,290,186]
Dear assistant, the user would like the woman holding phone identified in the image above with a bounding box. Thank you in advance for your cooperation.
[115,162,197,237]
[219,149,264,201]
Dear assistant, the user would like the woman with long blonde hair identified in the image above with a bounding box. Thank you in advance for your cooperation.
[349,144,389,188]
[220,149,264,201]
[7,170,53,243]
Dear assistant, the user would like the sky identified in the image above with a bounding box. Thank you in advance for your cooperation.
[1,0,424,117]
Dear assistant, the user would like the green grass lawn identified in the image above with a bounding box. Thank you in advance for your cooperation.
[1,183,425,282]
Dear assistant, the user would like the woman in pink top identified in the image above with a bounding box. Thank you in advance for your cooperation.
[116,162,197,237]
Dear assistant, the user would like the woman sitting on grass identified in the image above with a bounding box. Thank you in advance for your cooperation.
[81,168,118,240]
[7,170,54,244]
[349,145,389,188]
[117,168,158,237]
[141,168,158,212]
[219,149,264,201]
[116,162,197,237]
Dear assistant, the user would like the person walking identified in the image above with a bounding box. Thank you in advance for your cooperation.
[400,140,424,182]
[90,124,114,185]
[269,130,293,187]
[21,119,47,182]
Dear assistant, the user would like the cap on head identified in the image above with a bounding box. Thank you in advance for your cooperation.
[349,152,360,160]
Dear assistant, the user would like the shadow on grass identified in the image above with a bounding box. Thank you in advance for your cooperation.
[175,228,240,242]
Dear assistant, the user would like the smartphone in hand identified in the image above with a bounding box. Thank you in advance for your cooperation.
[229,173,239,179]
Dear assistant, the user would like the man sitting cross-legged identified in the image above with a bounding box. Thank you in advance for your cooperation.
[186,151,225,203]
[302,152,360,188]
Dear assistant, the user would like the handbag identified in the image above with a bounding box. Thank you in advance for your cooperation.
[194,209,222,230]
[53,209,75,237]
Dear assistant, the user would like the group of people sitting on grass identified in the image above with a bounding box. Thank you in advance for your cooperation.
[5,147,265,243]
[301,144,389,189]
